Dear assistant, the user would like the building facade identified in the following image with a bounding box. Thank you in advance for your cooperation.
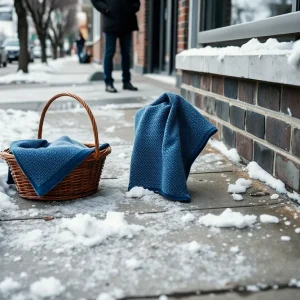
[177,0,300,195]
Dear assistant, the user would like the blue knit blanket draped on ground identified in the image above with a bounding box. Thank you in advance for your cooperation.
[8,136,109,196]
[128,92,217,202]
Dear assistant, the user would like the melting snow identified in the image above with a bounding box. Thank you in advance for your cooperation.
[199,208,257,229]
[208,139,240,162]
[126,187,154,198]
[0,277,20,296]
[281,236,291,241]
[228,178,252,194]
[231,194,243,201]
[181,212,196,223]
[259,215,279,224]
[30,277,65,298]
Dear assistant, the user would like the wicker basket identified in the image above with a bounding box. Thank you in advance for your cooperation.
[0,93,111,201]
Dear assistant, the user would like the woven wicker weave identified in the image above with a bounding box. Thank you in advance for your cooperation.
[0,93,111,201]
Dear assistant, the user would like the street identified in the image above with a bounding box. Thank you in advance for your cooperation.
[0,61,17,77]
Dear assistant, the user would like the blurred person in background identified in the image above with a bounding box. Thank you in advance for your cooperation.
[91,0,140,93]
[76,30,85,63]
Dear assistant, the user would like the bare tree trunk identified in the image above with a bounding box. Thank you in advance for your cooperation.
[38,32,47,63]
[52,44,57,59]
[14,0,29,73]
[59,43,64,58]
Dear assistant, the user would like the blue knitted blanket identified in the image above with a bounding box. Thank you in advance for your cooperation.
[8,136,109,196]
[128,92,217,202]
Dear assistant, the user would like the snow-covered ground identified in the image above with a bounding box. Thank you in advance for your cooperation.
[0,103,300,299]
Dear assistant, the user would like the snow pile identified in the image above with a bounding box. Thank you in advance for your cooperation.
[288,40,300,68]
[126,187,154,198]
[281,236,291,241]
[30,277,65,298]
[0,277,20,296]
[125,258,142,270]
[199,208,257,229]
[270,194,279,200]
[181,212,196,223]
[231,194,243,201]
[289,279,300,288]
[259,215,279,224]
[0,192,17,212]
[59,212,144,247]
[0,109,40,150]
[178,38,296,62]
[182,241,202,253]
[228,178,252,194]
[97,293,116,300]
[230,246,240,254]
[208,139,241,162]
[247,162,300,203]
[0,70,49,84]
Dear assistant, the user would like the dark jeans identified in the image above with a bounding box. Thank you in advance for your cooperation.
[104,32,131,85]
[77,44,84,63]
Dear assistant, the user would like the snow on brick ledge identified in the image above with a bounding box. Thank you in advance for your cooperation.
[176,39,300,87]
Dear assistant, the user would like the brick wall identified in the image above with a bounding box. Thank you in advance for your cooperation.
[177,0,189,53]
[176,0,190,86]
[133,0,148,73]
[181,71,300,193]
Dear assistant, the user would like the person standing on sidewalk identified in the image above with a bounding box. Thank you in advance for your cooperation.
[91,0,140,93]
[76,31,85,63]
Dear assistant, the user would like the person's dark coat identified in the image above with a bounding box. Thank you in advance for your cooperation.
[91,0,140,33]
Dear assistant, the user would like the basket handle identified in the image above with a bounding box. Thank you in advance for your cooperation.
[38,92,100,158]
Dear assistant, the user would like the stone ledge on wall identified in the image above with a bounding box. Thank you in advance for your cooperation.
[176,54,300,87]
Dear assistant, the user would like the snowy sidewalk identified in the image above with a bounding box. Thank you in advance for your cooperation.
[0,82,300,300]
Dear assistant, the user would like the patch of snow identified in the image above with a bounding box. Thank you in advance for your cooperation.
[288,40,300,68]
[13,256,22,262]
[106,126,116,133]
[30,277,65,298]
[281,236,291,241]
[179,38,294,62]
[19,273,27,279]
[230,246,240,254]
[295,228,300,234]
[0,192,17,212]
[228,178,252,194]
[182,241,202,253]
[287,108,292,117]
[270,194,279,200]
[208,139,240,162]
[59,212,144,247]
[97,293,116,300]
[231,194,243,201]
[125,258,142,270]
[0,277,20,295]
[289,278,300,288]
[246,285,260,292]
[198,208,257,229]
[0,70,49,85]
[181,213,196,223]
[126,187,154,198]
[159,296,168,300]
[285,221,291,226]
[247,161,300,203]
[260,215,279,224]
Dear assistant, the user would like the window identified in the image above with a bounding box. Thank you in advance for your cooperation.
[198,0,300,45]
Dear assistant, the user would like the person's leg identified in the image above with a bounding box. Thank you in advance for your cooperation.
[77,45,83,63]
[119,32,131,84]
[119,32,138,91]
[104,32,117,87]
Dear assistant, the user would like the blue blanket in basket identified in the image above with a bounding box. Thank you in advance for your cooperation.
[128,92,217,202]
[8,136,109,196]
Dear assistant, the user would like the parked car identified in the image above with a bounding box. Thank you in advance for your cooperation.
[33,44,52,58]
[0,40,7,67]
[2,38,34,63]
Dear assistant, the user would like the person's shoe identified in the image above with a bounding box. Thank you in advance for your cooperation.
[106,84,117,93]
[123,82,138,91]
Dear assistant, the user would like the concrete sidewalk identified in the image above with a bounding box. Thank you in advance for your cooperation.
[0,72,300,300]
